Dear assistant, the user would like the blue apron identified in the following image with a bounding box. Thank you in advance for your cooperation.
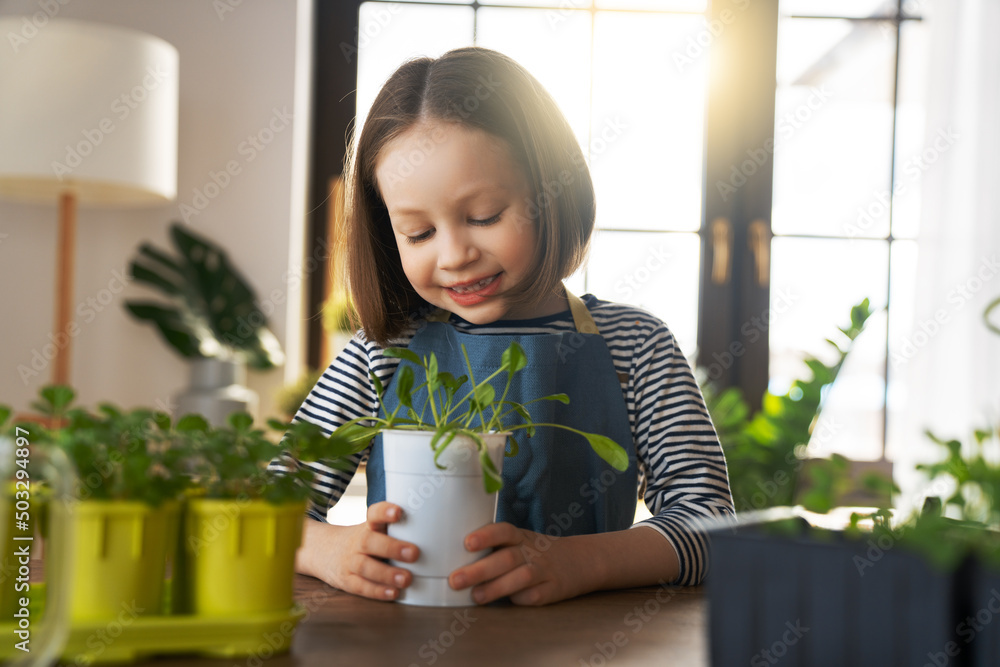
[366,292,638,535]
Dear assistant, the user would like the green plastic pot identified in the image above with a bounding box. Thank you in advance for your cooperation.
[0,496,15,619]
[60,500,179,622]
[184,499,305,616]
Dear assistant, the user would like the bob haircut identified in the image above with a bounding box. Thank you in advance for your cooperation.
[343,47,596,345]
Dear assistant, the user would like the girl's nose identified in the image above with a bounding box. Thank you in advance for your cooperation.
[437,227,479,270]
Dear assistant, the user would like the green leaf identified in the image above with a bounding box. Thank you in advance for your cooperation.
[431,427,458,469]
[176,414,210,432]
[129,260,182,296]
[426,353,439,388]
[384,347,422,366]
[267,418,290,431]
[479,445,503,493]
[0,406,11,430]
[228,412,254,431]
[395,365,415,409]
[502,342,527,373]
[40,385,75,413]
[370,371,385,400]
[541,393,570,405]
[124,222,285,369]
[473,384,495,408]
[124,302,203,358]
[584,433,628,471]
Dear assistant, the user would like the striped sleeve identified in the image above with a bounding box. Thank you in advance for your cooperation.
[267,332,405,522]
[623,317,735,586]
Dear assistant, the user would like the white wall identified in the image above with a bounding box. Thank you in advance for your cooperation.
[0,0,314,420]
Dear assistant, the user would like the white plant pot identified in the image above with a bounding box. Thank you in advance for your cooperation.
[382,429,507,607]
[175,358,258,427]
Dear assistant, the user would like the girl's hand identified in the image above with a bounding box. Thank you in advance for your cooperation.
[296,502,420,601]
[446,522,597,606]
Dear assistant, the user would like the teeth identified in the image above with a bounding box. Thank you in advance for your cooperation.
[451,274,496,294]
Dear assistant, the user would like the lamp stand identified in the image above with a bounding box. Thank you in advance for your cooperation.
[54,190,76,386]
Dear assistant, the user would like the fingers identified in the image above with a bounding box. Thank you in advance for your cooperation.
[367,501,404,533]
[330,505,422,603]
[462,521,522,552]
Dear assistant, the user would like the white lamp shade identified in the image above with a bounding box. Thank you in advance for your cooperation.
[0,17,178,206]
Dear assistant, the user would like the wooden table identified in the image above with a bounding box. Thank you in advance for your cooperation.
[143,576,708,666]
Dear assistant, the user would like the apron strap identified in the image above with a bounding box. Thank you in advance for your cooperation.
[566,291,599,335]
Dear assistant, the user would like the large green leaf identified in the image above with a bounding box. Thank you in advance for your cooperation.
[124,302,203,358]
[123,222,284,369]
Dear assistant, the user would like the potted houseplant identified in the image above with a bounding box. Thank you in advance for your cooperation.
[917,424,1000,667]
[177,412,365,617]
[704,298,883,513]
[124,222,285,425]
[30,385,189,623]
[706,299,1000,667]
[331,341,629,606]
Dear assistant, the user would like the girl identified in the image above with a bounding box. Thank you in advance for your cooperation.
[270,47,734,606]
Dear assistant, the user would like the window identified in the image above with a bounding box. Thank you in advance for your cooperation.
[307,0,927,464]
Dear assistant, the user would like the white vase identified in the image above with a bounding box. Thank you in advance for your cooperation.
[382,429,507,607]
[174,358,258,427]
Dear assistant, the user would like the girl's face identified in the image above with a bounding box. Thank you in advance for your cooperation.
[375,120,566,323]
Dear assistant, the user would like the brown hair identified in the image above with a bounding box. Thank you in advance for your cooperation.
[343,47,595,345]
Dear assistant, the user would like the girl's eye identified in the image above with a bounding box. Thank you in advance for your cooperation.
[404,229,434,245]
[469,211,503,226]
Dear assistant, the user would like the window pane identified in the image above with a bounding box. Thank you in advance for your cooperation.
[771,19,895,238]
[770,238,889,460]
[885,239,917,457]
[485,0,581,6]
[591,11,706,232]
[357,3,474,125]
[780,0,895,18]
[596,0,706,11]
[891,19,931,240]
[476,8,592,147]
[578,231,701,357]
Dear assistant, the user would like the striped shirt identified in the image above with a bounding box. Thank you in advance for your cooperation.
[269,294,734,585]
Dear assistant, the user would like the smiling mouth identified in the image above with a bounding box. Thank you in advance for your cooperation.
[448,273,500,294]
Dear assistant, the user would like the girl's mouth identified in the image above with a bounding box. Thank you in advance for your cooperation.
[446,273,502,306]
